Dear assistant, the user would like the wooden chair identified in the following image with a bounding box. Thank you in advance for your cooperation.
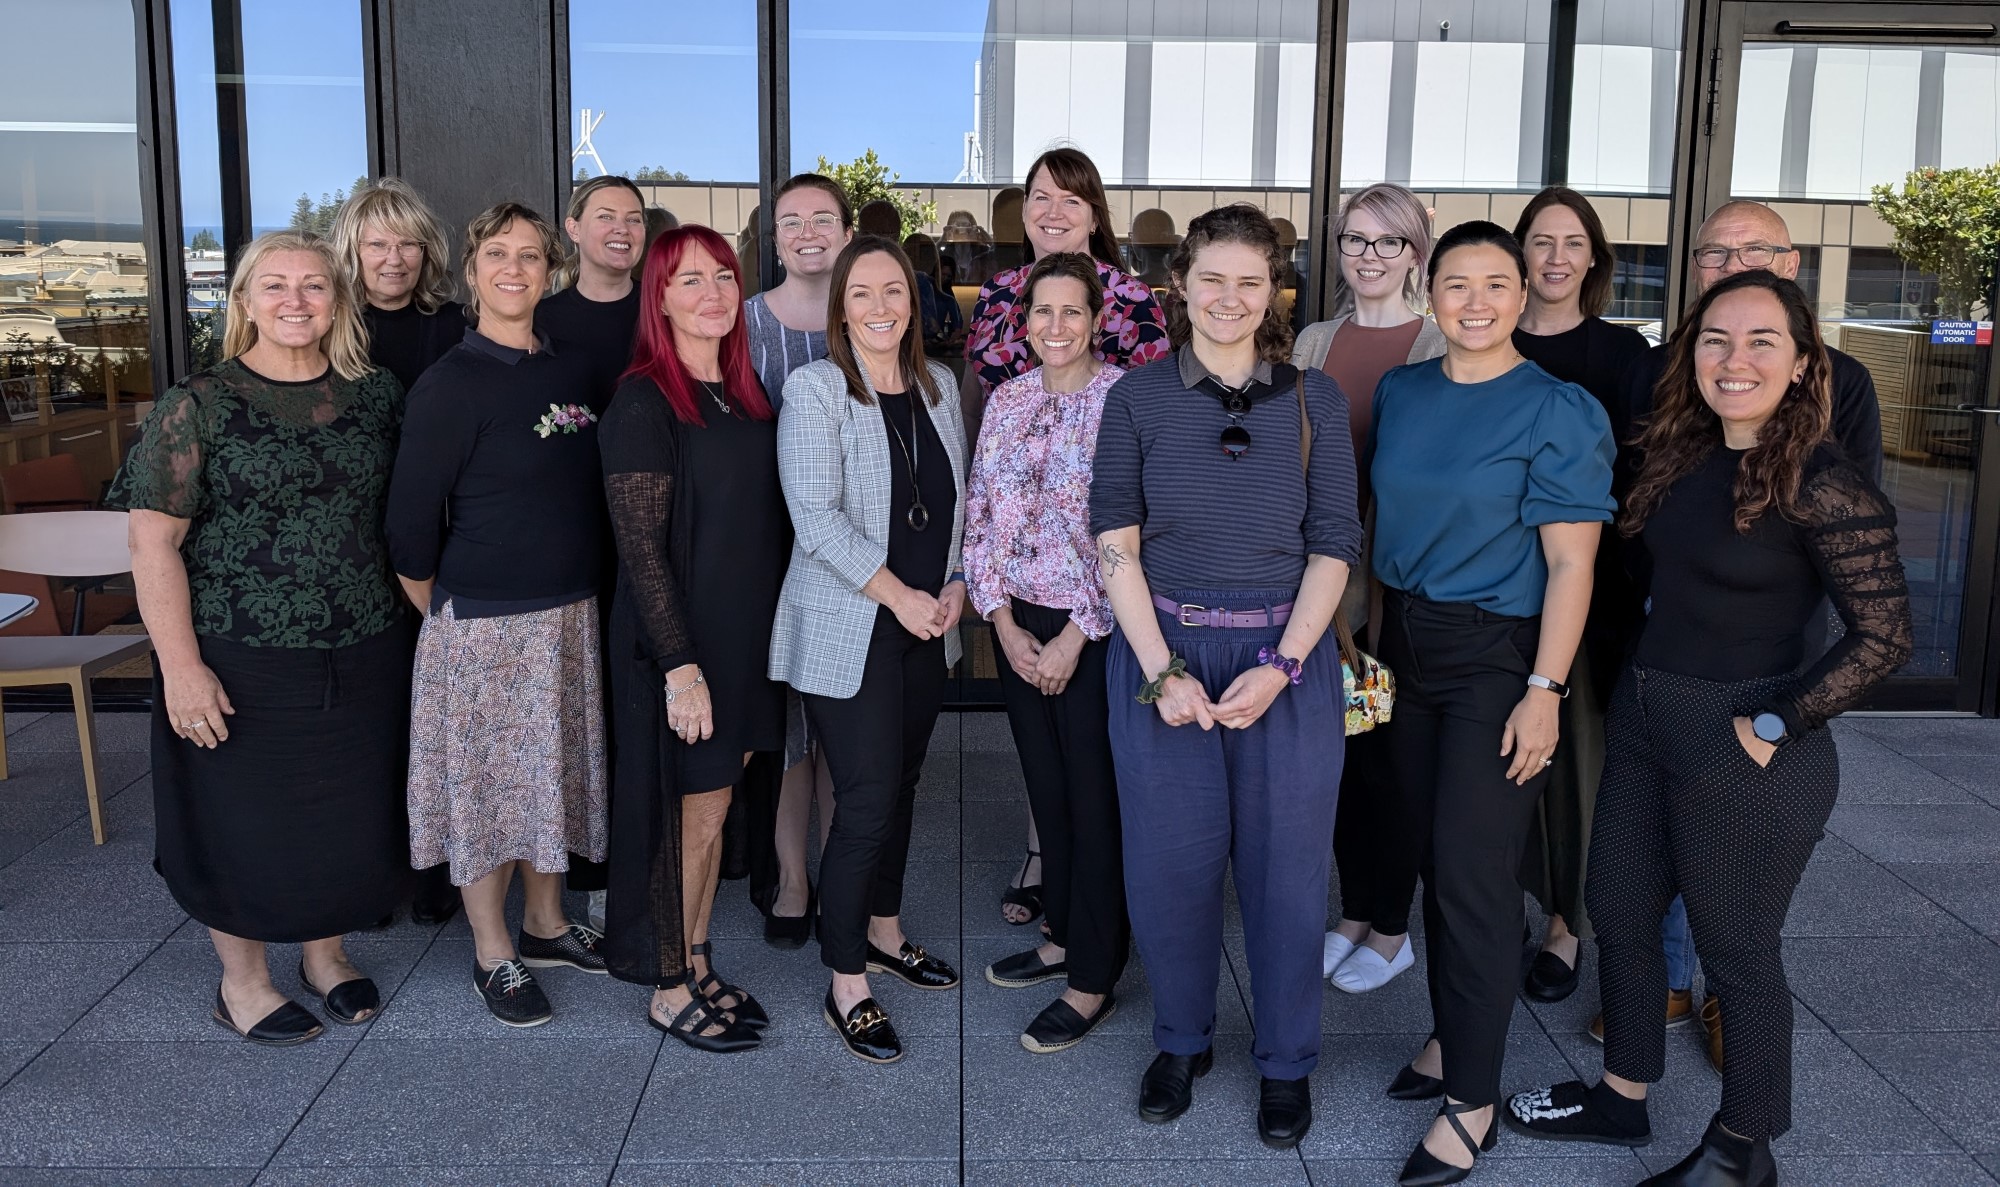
[0,510,152,844]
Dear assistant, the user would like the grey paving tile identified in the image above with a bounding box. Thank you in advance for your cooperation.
[0,1040,348,1167]
[0,744,149,804]
[909,798,961,859]
[1636,1153,1996,1184]
[1907,753,2000,809]
[0,1041,43,1085]
[1,710,48,736]
[1809,832,1871,863]
[915,747,961,802]
[14,779,156,865]
[1851,717,2000,756]
[1846,1032,2000,1154]
[972,1159,1312,1185]
[0,942,154,1043]
[0,1173,252,1187]
[1781,858,1977,937]
[963,711,1016,752]
[1981,1154,2000,1182]
[615,1162,953,1185]
[2,710,150,754]
[1889,862,2000,939]
[271,1038,655,1166]
[961,935,1249,1040]
[1306,1157,1649,1185]
[955,750,1028,801]
[71,936,428,1043]
[0,798,86,866]
[1827,803,2000,863]
[962,1032,1298,1163]
[1837,747,1981,804]
[1788,936,2000,1032]
[963,798,1034,862]
[0,862,185,942]
[259,1168,608,1186]
[925,710,960,754]
[619,1033,957,1163]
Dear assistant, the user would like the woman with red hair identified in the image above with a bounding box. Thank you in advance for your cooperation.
[598,224,792,1051]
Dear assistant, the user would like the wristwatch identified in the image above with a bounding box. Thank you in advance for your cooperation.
[1751,711,1791,747]
[1526,673,1570,699]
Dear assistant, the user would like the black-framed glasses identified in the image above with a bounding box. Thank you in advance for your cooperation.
[1337,233,1410,259]
[1691,244,1795,269]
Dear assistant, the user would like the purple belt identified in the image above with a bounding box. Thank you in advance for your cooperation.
[1152,595,1293,629]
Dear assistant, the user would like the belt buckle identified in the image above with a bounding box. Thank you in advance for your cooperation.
[1177,603,1208,627]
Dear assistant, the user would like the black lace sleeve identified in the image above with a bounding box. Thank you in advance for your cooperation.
[600,385,697,673]
[1764,461,1914,733]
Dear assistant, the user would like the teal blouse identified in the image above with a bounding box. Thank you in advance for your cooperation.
[1370,357,1615,618]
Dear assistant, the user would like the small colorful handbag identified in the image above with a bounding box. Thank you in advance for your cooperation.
[1296,374,1396,736]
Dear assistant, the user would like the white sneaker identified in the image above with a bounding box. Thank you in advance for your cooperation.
[1331,936,1414,994]
[1323,931,1357,978]
[587,889,607,934]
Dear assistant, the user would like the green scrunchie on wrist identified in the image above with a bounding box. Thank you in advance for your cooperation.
[1136,654,1189,704]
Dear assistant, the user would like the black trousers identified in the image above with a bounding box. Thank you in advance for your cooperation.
[1589,663,1837,1141]
[1378,589,1548,1108]
[803,606,947,975]
[1332,724,1416,935]
[992,600,1129,994]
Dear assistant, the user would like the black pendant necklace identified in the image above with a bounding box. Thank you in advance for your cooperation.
[882,400,929,531]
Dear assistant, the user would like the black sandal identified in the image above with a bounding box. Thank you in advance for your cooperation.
[212,986,322,1046]
[1000,848,1043,925]
[690,940,769,1029]
[297,960,380,1025]
[1397,1101,1497,1186]
[648,970,760,1053]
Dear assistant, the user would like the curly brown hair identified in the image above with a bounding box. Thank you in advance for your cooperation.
[1622,270,1833,536]
[1165,204,1294,366]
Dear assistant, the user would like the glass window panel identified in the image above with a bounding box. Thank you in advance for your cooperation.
[1568,0,1681,195]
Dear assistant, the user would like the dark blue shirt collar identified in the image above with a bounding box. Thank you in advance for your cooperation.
[460,325,554,365]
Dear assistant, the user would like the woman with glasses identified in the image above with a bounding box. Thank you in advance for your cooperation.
[1506,187,1653,1005]
[1290,182,1444,998]
[332,178,467,397]
[742,172,856,949]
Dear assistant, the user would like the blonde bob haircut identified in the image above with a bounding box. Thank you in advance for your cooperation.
[459,202,564,327]
[329,177,456,315]
[221,231,371,381]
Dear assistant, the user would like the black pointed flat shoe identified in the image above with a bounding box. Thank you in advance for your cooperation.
[1387,1064,1446,1100]
[986,946,1067,989]
[866,939,959,990]
[650,976,760,1054]
[690,940,768,1029]
[1398,1101,1498,1186]
[297,961,379,1025]
[1021,992,1115,1053]
[1138,1048,1212,1123]
[1258,1075,1313,1149]
[212,986,322,1046]
[764,884,814,950]
[824,988,903,1064]
[1523,949,1580,1002]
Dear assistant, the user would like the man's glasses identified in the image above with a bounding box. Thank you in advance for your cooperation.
[776,214,844,237]
[1691,244,1795,269]
[1337,233,1410,259]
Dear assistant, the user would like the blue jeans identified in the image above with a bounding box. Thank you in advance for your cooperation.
[1663,894,1696,991]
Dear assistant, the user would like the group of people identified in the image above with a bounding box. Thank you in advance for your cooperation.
[107,142,1911,1187]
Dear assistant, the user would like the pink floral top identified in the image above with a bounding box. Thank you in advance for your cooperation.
[963,259,1169,396]
[963,364,1125,639]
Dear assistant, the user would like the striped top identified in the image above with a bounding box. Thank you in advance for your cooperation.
[743,293,828,411]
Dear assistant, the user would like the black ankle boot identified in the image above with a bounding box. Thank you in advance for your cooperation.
[1641,1114,1777,1187]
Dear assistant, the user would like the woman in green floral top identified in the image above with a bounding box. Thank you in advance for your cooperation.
[109,230,413,1046]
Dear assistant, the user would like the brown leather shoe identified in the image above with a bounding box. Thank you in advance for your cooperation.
[1699,994,1724,1075]
[1588,988,1694,1043]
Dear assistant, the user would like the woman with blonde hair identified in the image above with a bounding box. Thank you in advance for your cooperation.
[538,174,648,399]
[330,177,466,396]
[1291,182,1444,997]
[109,230,412,1044]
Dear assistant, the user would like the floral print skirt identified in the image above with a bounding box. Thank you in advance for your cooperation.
[408,596,608,886]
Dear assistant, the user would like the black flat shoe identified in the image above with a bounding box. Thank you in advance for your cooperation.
[1640,1114,1777,1186]
[1523,949,1580,1002]
[1504,1079,1652,1147]
[212,987,322,1046]
[1387,1064,1446,1100]
[1398,1101,1498,1186]
[1258,1076,1312,1150]
[1138,1048,1212,1123]
[866,939,960,990]
[764,884,814,950]
[410,869,461,925]
[690,940,768,1029]
[986,946,1067,989]
[1021,992,1115,1053]
[517,922,608,974]
[296,960,380,1025]
[824,988,903,1064]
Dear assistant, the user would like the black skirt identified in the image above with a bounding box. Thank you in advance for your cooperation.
[151,622,417,942]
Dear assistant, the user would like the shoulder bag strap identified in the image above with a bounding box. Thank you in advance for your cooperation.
[1296,371,1362,672]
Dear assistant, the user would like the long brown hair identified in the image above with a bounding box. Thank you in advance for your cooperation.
[823,235,943,407]
[1512,186,1616,318]
[1166,204,1294,366]
[1023,147,1124,271]
[1622,270,1833,536]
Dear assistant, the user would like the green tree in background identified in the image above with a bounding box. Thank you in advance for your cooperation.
[289,177,369,237]
[189,229,221,252]
[815,149,937,239]
[635,166,689,182]
[1869,164,2000,319]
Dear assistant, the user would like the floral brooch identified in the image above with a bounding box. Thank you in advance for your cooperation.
[534,403,596,438]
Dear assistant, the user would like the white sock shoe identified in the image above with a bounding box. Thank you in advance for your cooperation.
[1323,931,1357,978]
[1331,936,1414,993]
[587,889,607,934]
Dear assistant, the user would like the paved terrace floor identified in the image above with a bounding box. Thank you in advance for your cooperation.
[0,708,1996,1185]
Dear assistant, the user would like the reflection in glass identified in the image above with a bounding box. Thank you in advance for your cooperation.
[1568,0,1682,195]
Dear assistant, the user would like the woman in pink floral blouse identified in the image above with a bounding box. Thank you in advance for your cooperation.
[964,252,1129,1054]
[964,145,1168,926]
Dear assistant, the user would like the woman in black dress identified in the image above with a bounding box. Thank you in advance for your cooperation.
[599,224,791,1051]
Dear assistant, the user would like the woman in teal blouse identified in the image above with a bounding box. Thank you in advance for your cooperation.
[1367,221,1615,1186]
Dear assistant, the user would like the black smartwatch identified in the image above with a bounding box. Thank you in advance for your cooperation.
[1751,711,1791,747]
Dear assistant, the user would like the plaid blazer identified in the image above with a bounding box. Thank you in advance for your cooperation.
[770,355,966,698]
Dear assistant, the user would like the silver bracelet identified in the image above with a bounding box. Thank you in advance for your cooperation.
[664,673,705,704]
